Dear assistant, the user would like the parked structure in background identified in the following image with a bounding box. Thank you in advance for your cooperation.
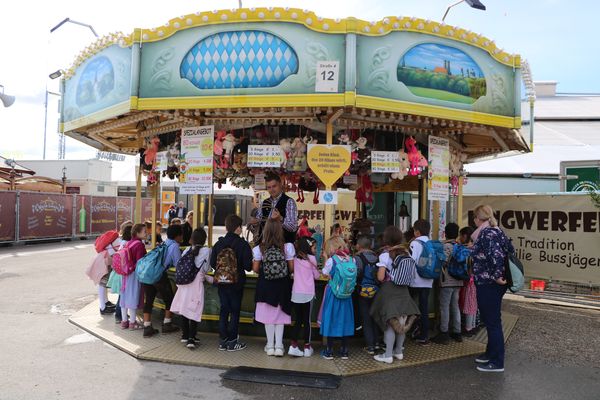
[465,81,600,194]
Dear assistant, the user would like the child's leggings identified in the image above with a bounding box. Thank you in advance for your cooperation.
[265,324,285,349]
[384,325,405,358]
[292,301,312,344]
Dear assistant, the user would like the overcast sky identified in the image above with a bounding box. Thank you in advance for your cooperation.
[1,0,597,181]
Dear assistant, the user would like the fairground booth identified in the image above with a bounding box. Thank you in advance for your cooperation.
[60,7,527,333]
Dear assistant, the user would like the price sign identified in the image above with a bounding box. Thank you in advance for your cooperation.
[315,61,340,93]
[247,145,282,168]
[371,151,401,173]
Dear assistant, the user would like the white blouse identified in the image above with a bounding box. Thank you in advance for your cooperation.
[252,243,295,261]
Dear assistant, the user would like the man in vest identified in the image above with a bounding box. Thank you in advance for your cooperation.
[253,173,298,243]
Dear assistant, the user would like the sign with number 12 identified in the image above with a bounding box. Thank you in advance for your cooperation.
[315,61,340,93]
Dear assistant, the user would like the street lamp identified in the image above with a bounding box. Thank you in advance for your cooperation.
[62,166,67,193]
[442,0,486,22]
[0,85,15,108]
[43,18,98,160]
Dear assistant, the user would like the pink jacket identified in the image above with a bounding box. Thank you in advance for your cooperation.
[292,255,320,298]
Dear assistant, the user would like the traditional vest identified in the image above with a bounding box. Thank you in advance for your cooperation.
[258,193,297,244]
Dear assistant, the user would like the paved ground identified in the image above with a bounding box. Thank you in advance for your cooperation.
[0,240,599,400]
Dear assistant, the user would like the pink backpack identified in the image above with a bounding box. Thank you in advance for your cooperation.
[85,251,109,284]
[112,245,135,276]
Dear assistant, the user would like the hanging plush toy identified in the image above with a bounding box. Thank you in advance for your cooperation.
[287,137,307,172]
[280,138,292,167]
[354,136,371,174]
[232,138,249,173]
[298,174,319,204]
[405,136,424,176]
[222,133,237,168]
[144,137,160,167]
[391,150,410,180]
[355,174,373,204]
[297,217,311,238]
[302,133,318,145]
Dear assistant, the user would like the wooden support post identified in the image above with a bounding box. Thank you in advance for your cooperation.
[324,109,344,243]
[199,195,206,227]
[135,138,143,224]
[419,176,428,220]
[457,176,464,227]
[192,195,199,229]
[431,201,440,240]
[207,194,214,247]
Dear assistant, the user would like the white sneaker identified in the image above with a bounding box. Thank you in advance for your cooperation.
[266,347,275,356]
[393,353,404,361]
[303,346,314,357]
[288,346,304,357]
[274,347,284,357]
[374,354,393,364]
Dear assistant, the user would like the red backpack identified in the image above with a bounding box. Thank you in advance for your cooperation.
[95,230,119,253]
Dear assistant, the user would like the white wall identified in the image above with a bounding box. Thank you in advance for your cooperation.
[464,177,560,194]
[18,159,112,181]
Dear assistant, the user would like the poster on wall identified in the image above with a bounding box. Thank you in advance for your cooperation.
[116,197,133,227]
[371,151,401,173]
[464,194,600,284]
[91,197,117,234]
[141,198,155,222]
[180,126,214,195]
[247,145,282,168]
[75,195,91,235]
[427,136,450,201]
[19,193,73,240]
[0,192,16,241]
[296,192,357,235]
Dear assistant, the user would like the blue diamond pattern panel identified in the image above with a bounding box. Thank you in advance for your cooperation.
[180,30,299,89]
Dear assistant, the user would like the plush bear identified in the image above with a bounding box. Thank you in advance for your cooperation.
[222,133,237,164]
[279,138,292,167]
[391,150,410,180]
[287,137,307,172]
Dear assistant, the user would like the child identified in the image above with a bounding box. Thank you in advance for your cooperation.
[288,236,320,357]
[108,222,133,323]
[119,223,147,330]
[372,242,420,364]
[432,223,463,345]
[142,224,182,337]
[458,226,478,336]
[252,219,294,357]
[320,236,356,360]
[311,224,324,266]
[354,235,381,355]
[171,228,213,349]
[144,221,163,245]
[409,219,433,345]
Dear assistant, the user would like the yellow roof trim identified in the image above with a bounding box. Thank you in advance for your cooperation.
[64,7,519,80]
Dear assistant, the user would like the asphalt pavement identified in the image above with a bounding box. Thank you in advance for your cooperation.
[0,240,598,400]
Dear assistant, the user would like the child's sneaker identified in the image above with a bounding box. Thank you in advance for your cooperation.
[450,332,463,343]
[180,336,188,343]
[142,325,158,337]
[321,349,334,360]
[303,345,314,357]
[219,339,228,351]
[432,332,450,345]
[186,338,196,349]
[129,322,143,331]
[266,347,275,356]
[274,347,284,357]
[288,345,304,357]
[161,322,179,334]
[393,353,404,361]
[364,346,375,355]
[374,354,393,364]
[339,349,349,360]
[227,339,247,352]
[120,321,129,329]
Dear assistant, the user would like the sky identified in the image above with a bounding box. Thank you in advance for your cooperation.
[0,0,598,182]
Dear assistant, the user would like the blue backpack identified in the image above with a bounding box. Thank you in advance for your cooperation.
[414,239,446,279]
[447,244,471,281]
[329,255,357,299]
[175,248,199,285]
[357,253,379,298]
[135,243,168,284]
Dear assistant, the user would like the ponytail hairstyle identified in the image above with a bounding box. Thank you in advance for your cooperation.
[295,236,315,260]
[474,204,498,227]
[190,228,207,257]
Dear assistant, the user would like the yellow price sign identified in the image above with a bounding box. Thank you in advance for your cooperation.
[307,145,351,187]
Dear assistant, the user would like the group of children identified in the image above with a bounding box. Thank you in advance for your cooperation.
[90,214,479,362]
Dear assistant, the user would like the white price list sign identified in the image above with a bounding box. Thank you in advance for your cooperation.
[371,151,401,173]
[247,145,282,168]
[315,61,340,93]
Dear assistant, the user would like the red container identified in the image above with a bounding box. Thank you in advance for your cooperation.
[530,280,546,291]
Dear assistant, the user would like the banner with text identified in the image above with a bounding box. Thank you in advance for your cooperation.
[19,193,73,240]
[180,126,214,195]
[91,196,117,233]
[428,136,450,201]
[464,194,600,284]
[296,192,357,235]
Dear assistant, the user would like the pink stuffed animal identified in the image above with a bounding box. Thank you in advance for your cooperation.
[405,136,421,176]
[144,137,160,166]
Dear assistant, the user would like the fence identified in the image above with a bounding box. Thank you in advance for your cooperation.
[0,191,159,243]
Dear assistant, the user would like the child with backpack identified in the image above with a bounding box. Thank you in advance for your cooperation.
[107,222,133,323]
[372,239,420,364]
[432,223,464,345]
[320,236,356,360]
[210,214,253,352]
[288,236,321,357]
[117,223,147,330]
[252,219,295,357]
[141,224,182,337]
[354,235,381,355]
[171,228,213,349]
[458,226,479,336]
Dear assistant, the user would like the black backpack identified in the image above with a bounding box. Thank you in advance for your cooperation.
[262,246,289,280]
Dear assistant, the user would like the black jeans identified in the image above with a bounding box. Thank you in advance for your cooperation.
[142,272,174,314]
[291,301,312,344]
[218,286,243,342]
[410,287,431,340]
[180,316,198,341]
[476,283,507,368]
[358,296,379,349]
[114,295,122,320]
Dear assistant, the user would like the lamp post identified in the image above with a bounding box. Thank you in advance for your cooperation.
[0,85,15,108]
[62,165,67,194]
[442,0,486,22]
[43,18,98,160]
